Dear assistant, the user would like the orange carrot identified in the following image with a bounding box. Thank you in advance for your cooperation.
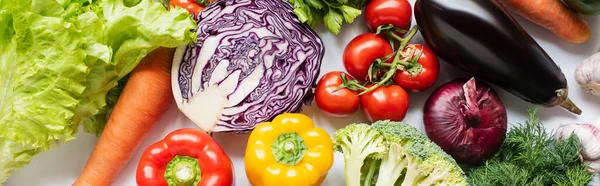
[499,0,591,44]
[74,47,175,186]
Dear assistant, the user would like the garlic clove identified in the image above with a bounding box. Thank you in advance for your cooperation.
[581,83,600,96]
[585,158,600,173]
[575,52,600,96]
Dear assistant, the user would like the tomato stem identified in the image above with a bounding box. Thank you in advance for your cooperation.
[398,26,419,50]
[359,26,421,95]
[335,73,368,91]
[368,52,396,82]
[358,48,404,96]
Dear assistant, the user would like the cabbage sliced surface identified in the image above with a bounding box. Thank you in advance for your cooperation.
[172,0,324,132]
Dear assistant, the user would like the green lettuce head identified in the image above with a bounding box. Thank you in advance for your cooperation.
[0,0,196,183]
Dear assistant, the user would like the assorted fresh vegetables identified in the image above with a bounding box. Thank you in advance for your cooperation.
[556,121,600,173]
[287,0,365,34]
[74,47,179,186]
[136,128,234,186]
[244,113,334,186]
[171,0,324,133]
[575,52,600,96]
[467,107,594,186]
[424,78,507,165]
[499,0,592,44]
[332,120,469,186]
[415,0,583,115]
[3,0,599,185]
[0,0,196,183]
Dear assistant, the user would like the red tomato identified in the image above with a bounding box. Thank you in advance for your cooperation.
[360,84,409,122]
[394,44,440,92]
[343,33,394,81]
[315,71,360,117]
[365,0,413,32]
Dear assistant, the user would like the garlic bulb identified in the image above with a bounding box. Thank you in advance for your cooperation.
[575,52,600,96]
[556,121,600,172]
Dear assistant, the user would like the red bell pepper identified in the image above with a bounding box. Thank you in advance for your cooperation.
[136,128,234,186]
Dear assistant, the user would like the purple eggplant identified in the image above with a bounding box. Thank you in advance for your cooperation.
[414,0,582,114]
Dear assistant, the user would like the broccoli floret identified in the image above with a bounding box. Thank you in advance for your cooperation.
[333,123,388,186]
[333,121,468,186]
[372,120,468,186]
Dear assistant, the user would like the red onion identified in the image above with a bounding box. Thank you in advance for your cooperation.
[423,77,507,164]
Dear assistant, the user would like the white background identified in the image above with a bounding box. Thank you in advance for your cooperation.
[6,0,600,185]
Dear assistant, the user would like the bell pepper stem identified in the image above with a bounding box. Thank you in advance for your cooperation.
[272,132,308,165]
[164,156,201,186]
[284,141,295,152]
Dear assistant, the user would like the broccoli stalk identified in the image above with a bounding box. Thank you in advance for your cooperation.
[400,157,423,186]
[375,144,408,186]
[333,124,387,186]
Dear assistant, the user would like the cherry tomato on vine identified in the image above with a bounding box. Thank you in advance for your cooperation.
[394,44,440,92]
[343,33,393,81]
[360,84,409,122]
[365,0,413,32]
[315,71,360,117]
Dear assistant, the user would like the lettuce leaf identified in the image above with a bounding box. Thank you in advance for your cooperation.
[0,0,196,183]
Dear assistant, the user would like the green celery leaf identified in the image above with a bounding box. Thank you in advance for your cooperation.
[340,5,361,23]
[324,9,343,35]
[305,0,323,9]
[294,8,310,23]
[286,0,364,34]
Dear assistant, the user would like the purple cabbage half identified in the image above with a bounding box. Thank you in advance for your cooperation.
[171,0,324,133]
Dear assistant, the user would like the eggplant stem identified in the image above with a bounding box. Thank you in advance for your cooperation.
[559,98,582,115]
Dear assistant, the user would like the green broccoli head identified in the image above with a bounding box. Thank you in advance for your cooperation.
[333,123,387,186]
[371,120,468,186]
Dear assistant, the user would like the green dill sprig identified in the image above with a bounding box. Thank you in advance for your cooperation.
[467,107,593,186]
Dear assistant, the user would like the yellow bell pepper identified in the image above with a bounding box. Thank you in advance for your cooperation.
[245,113,334,186]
